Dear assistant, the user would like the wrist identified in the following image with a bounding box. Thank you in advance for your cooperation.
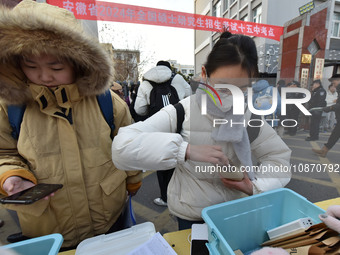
[185,144,190,161]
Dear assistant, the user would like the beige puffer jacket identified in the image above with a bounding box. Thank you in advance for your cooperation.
[0,0,141,248]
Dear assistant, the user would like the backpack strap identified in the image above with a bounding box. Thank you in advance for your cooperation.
[174,103,260,143]
[8,90,115,140]
[96,89,115,139]
[174,103,185,134]
[247,113,261,143]
[8,105,26,140]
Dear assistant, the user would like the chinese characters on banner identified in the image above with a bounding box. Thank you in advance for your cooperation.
[314,58,324,79]
[46,0,284,42]
[301,68,309,88]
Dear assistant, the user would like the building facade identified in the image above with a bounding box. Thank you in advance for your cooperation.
[279,0,340,86]
[168,60,195,78]
[194,0,339,76]
[102,44,141,84]
[113,49,141,83]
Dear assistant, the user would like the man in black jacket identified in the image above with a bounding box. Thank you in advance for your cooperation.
[313,74,340,157]
[285,81,304,136]
[305,79,326,141]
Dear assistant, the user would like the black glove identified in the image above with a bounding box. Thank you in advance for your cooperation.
[323,106,332,113]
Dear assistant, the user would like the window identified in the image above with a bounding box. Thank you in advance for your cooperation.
[182,69,187,74]
[190,69,194,74]
[230,0,236,5]
[253,4,262,23]
[223,0,229,11]
[115,53,123,60]
[213,1,222,17]
[332,12,340,38]
[240,15,248,21]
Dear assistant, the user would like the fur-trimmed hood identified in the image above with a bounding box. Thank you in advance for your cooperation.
[0,0,113,104]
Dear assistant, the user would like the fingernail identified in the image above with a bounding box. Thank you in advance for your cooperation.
[320,214,328,219]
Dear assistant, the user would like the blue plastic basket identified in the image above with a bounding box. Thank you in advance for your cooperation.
[202,188,325,255]
[2,233,63,255]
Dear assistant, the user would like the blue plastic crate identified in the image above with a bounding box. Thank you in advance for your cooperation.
[2,233,63,255]
[202,188,325,255]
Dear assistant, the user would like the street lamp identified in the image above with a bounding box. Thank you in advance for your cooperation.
[299,1,315,16]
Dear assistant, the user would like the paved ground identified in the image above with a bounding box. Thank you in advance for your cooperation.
[0,128,339,246]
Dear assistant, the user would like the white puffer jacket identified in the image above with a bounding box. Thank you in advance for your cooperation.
[112,95,292,221]
[134,65,192,116]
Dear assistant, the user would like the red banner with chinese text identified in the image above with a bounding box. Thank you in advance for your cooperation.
[47,0,284,41]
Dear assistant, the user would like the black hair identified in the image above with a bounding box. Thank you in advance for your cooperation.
[287,80,300,87]
[277,79,286,87]
[204,31,259,78]
[157,60,172,70]
[312,79,322,86]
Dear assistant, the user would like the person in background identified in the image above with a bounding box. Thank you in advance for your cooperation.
[276,79,286,137]
[305,79,326,141]
[112,31,291,230]
[110,81,125,100]
[313,74,340,157]
[285,81,304,136]
[134,60,191,117]
[134,60,192,207]
[276,79,286,96]
[252,78,281,131]
[0,0,142,249]
[129,81,148,123]
[325,84,338,131]
[122,81,130,106]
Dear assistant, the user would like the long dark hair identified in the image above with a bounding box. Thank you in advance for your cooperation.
[204,31,259,78]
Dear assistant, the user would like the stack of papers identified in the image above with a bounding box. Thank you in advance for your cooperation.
[128,232,177,255]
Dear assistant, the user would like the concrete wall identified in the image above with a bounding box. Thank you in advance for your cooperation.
[266,0,312,26]
[195,44,211,76]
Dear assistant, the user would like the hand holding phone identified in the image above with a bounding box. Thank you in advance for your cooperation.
[3,176,35,196]
[0,183,63,204]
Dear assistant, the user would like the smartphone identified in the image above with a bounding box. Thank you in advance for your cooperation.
[191,223,209,255]
[0,183,63,204]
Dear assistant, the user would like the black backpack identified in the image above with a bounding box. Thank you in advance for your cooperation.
[147,78,179,117]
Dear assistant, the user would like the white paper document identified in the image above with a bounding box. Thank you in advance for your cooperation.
[127,232,177,255]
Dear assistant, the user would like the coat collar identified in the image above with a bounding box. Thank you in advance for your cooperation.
[29,83,81,117]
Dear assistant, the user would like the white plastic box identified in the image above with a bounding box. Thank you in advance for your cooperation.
[75,222,156,255]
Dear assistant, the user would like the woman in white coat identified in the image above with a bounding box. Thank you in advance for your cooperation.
[112,31,291,230]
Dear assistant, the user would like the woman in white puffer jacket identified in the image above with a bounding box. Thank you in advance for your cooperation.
[112,31,291,230]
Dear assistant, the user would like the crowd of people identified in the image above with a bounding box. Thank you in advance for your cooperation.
[0,0,339,251]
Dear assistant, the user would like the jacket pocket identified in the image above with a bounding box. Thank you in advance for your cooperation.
[3,198,49,217]
[100,169,127,221]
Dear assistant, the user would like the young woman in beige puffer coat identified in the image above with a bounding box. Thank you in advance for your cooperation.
[0,0,142,249]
